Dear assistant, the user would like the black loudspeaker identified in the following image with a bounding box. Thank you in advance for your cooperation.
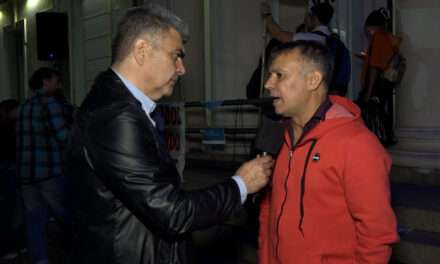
[36,12,68,61]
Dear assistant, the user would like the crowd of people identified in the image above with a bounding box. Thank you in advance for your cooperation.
[0,2,401,264]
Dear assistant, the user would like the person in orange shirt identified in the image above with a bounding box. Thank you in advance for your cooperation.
[359,8,401,146]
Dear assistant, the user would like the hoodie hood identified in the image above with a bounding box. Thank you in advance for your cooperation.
[284,95,362,147]
[311,95,361,137]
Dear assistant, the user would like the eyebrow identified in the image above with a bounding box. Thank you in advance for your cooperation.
[268,67,286,74]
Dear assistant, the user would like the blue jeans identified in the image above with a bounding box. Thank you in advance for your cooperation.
[21,176,70,264]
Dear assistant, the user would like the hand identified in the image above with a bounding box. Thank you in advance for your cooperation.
[260,2,272,19]
[235,155,274,194]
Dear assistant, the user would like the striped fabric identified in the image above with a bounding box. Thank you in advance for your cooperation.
[16,90,70,184]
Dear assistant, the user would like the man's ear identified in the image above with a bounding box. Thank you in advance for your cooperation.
[306,70,324,91]
[133,38,151,65]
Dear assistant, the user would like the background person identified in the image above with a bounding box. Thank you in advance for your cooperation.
[358,8,401,146]
[16,67,72,264]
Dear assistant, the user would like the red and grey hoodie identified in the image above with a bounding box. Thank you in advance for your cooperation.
[259,96,399,264]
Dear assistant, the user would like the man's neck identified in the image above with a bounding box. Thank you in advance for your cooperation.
[112,61,149,96]
[112,63,132,83]
[290,91,327,144]
[312,25,331,35]
[290,122,304,146]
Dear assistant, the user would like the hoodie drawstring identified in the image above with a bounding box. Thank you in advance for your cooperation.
[298,139,318,236]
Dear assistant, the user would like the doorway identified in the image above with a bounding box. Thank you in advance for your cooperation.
[3,20,26,101]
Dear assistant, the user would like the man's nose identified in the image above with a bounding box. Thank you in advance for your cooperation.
[264,75,275,90]
[176,58,186,76]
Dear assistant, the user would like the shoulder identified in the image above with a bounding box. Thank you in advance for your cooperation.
[339,120,381,143]
[88,101,145,130]
[321,122,391,178]
[344,123,390,161]
[293,32,327,45]
[83,101,156,155]
[80,70,142,121]
[326,119,386,154]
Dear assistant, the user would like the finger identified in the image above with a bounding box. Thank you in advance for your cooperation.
[264,168,272,176]
[261,159,275,168]
[260,162,273,170]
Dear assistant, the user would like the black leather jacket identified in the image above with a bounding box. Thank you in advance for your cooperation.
[66,69,242,264]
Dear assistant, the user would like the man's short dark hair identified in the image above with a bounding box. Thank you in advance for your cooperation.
[111,4,189,64]
[365,8,388,28]
[268,41,334,88]
[310,3,334,25]
[28,67,61,91]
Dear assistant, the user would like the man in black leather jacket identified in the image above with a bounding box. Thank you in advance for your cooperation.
[66,4,273,264]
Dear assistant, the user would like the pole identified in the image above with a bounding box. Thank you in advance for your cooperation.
[204,0,213,127]
[257,0,271,134]
[259,0,269,99]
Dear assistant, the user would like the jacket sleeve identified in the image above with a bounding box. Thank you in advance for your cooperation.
[85,107,242,238]
[258,188,271,264]
[343,133,399,264]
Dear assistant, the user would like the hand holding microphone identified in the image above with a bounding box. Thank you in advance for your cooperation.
[235,154,274,194]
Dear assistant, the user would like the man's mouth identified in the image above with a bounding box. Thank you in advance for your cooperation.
[271,96,281,104]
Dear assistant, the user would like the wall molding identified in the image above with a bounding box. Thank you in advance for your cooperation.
[396,127,440,140]
[391,148,440,169]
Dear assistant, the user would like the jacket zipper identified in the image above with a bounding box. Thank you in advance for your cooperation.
[275,138,317,261]
[275,148,293,263]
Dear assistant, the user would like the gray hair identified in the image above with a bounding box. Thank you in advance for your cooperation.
[111,4,189,64]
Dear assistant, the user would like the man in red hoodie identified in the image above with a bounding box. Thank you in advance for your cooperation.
[258,41,399,264]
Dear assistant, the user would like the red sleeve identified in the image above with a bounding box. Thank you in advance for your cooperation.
[343,133,399,264]
[258,188,271,264]
[369,33,395,70]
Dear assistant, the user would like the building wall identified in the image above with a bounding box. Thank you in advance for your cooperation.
[395,0,440,129]
[391,0,440,169]
[169,0,204,103]
[0,0,53,101]
[0,1,14,100]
